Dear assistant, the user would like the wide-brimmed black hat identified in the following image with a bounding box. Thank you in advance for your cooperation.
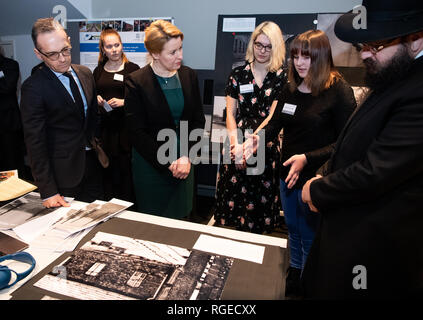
[335,0,423,43]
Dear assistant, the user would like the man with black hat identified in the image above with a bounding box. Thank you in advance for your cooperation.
[301,0,423,299]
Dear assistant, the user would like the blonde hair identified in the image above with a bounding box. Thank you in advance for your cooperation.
[288,29,341,96]
[144,20,184,54]
[98,28,128,65]
[245,21,286,72]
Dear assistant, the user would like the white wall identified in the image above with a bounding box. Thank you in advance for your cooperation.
[0,0,361,79]
[0,0,89,81]
[92,0,361,69]
[0,35,40,83]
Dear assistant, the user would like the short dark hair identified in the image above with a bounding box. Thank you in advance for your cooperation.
[31,18,65,48]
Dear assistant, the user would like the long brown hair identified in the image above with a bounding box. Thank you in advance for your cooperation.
[288,30,341,96]
[98,28,128,65]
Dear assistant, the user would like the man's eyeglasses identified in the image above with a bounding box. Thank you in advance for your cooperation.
[254,42,272,52]
[36,47,72,61]
[353,38,402,54]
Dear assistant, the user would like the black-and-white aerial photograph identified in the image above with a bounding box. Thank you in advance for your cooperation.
[54,202,128,235]
[0,192,55,230]
[34,232,234,300]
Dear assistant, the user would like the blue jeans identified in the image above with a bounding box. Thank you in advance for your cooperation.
[280,180,320,270]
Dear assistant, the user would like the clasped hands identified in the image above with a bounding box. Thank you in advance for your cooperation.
[228,133,321,212]
[97,95,124,108]
[229,132,260,170]
[169,156,191,179]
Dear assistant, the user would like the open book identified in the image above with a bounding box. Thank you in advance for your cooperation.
[0,170,37,202]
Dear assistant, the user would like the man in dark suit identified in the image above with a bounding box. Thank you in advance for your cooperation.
[301,0,423,299]
[0,52,25,174]
[20,18,103,208]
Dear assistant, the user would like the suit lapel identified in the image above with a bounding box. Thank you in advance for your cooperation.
[72,64,91,107]
[40,64,76,110]
[71,64,90,121]
[39,63,84,119]
[334,88,387,153]
[327,89,386,172]
[178,67,190,120]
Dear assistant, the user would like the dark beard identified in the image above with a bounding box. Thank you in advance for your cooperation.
[363,45,414,92]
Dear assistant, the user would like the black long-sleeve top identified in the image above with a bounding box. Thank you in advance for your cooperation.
[0,55,21,133]
[93,62,140,154]
[264,78,357,188]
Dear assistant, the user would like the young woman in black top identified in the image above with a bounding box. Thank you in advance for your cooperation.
[254,30,357,297]
[93,28,139,202]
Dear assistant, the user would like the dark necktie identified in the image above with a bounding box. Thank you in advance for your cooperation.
[62,71,85,117]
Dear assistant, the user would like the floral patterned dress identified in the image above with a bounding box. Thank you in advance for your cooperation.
[213,62,287,233]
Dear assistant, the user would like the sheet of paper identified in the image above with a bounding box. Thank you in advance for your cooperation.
[54,227,94,252]
[0,192,55,230]
[0,170,18,181]
[193,234,265,264]
[118,210,287,248]
[222,17,256,32]
[13,200,76,243]
[0,176,37,201]
[29,225,93,253]
[53,198,133,236]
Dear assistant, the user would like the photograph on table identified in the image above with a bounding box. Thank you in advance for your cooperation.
[0,192,55,230]
[52,200,132,236]
[34,232,234,300]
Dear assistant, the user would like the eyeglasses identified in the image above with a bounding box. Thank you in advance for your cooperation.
[254,41,272,52]
[353,38,402,54]
[36,47,72,61]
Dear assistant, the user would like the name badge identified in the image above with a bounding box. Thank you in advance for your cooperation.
[282,103,297,115]
[114,73,124,82]
[0,71,4,78]
[239,83,254,94]
[103,101,113,112]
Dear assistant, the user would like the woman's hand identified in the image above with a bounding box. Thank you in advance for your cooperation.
[169,156,191,179]
[243,133,260,161]
[97,95,105,106]
[230,143,246,170]
[283,154,307,189]
[107,98,124,108]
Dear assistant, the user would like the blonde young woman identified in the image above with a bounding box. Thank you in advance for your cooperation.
[213,21,287,234]
[93,28,139,203]
[124,20,205,219]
